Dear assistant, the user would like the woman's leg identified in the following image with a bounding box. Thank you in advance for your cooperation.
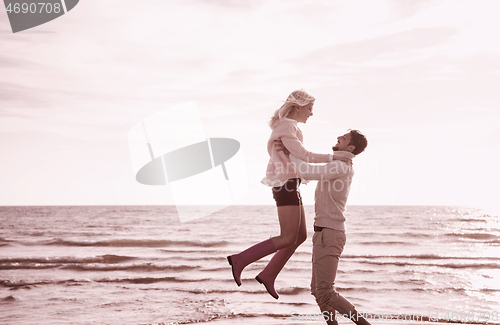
[256,204,307,299]
[270,205,304,249]
[228,180,304,288]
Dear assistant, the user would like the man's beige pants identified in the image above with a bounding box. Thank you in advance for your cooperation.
[311,228,357,320]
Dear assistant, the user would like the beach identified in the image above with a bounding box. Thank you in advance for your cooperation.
[1,205,499,325]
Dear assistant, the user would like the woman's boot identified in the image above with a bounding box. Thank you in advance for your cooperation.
[255,245,296,299]
[227,238,277,286]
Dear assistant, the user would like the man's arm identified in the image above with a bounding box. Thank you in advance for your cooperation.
[274,140,352,165]
[280,136,331,163]
[289,154,352,181]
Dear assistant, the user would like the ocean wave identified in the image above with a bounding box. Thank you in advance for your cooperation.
[185,288,247,295]
[0,263,63,270]
[1,295,16,302]
[356,260,500,269]
[143,311,296,325]
[160,255,227,262]
[0,279,90,289]
[168,287,313,298]
[40,238,229,248]
[342,254,500,261]
[0,254,136,265]
[2,276,270,288]
[457,218,488,223]
[0,254,155,271]
[0,237,12,247]
[445,232,500,242]
[181,288,287,295]
[0,256,197,272]
[480,288,500,292]
[358,241,412,245]
[62,264,197,272]
[0,276,208,289]
[356,232,434,238]
[95,276,209,284]
[158,249,220,254]
[279,286,309,295]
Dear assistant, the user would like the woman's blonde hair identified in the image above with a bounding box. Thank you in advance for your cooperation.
[268,89,315,129]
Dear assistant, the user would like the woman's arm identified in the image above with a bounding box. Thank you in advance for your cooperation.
[275,139,352,165]
[281,135,331,163]
[289,155,351,181]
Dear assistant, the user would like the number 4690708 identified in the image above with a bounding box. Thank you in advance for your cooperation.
[6,2,62,14]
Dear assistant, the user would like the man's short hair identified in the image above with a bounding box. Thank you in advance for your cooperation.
[348,130,367,155]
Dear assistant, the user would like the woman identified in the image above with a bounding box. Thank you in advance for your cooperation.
[227,89,346,299]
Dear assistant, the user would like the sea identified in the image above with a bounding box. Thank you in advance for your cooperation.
[1,205,499,325]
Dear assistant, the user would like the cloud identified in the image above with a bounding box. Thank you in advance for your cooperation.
[0,81,53,108]
[0,0,499,205]
[191,0,268,10]
[294,27,458,68]
[0,55,35,68]
[389,0,443,20]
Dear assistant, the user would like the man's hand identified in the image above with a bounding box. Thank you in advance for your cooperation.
[336,156,353,165]
[275,140,290,156]
[331,150,353,165]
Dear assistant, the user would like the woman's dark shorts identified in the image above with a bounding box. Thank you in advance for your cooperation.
[272,178,302,206]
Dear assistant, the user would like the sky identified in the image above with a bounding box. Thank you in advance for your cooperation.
[0,0,499,212]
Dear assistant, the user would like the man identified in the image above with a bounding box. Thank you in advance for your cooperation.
[288,129,370,325]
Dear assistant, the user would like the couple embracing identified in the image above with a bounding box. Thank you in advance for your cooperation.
[227,89,370,325]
